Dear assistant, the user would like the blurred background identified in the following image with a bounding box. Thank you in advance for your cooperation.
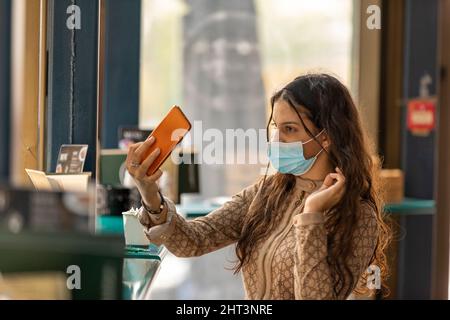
[0,0,449,300]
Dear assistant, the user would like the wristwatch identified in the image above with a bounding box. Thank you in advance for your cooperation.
[141,190,166,217]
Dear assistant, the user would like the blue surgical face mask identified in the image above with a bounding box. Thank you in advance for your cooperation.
[267,129,325,176]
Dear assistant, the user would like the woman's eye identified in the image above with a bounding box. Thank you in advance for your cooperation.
[285,125,295,133]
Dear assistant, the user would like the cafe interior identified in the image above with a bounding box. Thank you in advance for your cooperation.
[0,0,450,300]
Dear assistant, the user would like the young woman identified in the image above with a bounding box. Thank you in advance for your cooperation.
[127,73,391,300]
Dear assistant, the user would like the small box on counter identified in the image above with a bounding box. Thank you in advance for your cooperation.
[380,169,404,204]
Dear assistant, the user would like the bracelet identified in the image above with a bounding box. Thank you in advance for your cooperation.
[142,190,166,217]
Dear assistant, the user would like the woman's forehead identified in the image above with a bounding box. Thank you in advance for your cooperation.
[273,99,311,123]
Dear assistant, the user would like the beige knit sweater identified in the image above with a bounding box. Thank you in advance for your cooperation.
[139,176,378,300]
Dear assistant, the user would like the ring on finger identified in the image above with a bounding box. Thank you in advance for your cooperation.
[130,161,140,168]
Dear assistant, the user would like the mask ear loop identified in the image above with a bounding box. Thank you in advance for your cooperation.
[302,129,326,145]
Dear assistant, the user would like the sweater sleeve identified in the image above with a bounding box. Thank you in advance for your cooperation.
[139,181,260,258]
[292,203,378,300]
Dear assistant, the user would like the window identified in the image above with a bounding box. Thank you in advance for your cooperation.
[140,0,355,197]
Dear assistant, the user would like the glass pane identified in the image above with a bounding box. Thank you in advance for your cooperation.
[255,0,354,100]
[140,0,354,198]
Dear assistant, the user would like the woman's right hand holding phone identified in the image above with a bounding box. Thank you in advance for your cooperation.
[126,136,164,211]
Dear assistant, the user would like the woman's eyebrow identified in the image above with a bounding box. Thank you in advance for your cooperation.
[278,121,302,126]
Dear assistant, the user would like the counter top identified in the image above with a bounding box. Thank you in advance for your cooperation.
[176,197,436,218]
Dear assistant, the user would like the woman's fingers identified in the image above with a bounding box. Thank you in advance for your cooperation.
[134,136,156,158]
[334,167,345,186]
[126,137,158,177]
[308,168,346,211]
[135,148,161,178]
[126,142,144,172]
[330,168,346,199]
[320,168,345,193]
[127,142,143,160]
[321,173,337,189]
[131,137,156,167]
[128,137,156,167]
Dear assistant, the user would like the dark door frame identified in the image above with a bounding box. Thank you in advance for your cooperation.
[0,0,11,182]
[432,0,450,300]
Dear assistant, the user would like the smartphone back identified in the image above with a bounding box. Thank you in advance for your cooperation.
[144,106,192,175]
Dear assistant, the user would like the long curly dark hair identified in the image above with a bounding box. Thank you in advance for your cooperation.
[234,73,392,298]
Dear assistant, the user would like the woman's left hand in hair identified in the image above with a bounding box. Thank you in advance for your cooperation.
[303,167,346,213]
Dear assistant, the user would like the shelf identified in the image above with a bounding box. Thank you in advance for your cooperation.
[384,198,435,215]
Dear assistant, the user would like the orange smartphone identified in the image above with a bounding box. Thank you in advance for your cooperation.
[144,106,192,176]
